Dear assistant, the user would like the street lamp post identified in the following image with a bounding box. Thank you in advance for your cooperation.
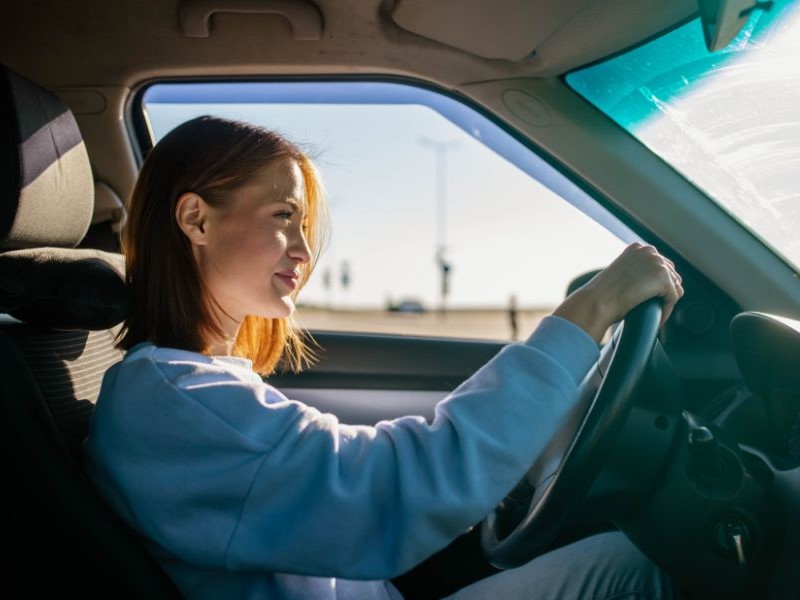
[419,136,459,314]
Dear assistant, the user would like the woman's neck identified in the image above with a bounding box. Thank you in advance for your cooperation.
[207,337,236,356]
[206,316,242,356]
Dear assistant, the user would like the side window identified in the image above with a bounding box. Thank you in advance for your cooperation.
[141,82,631,341]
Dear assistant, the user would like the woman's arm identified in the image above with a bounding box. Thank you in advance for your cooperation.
[117,315,598,579]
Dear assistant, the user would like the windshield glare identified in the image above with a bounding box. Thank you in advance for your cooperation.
[567,0,800,270]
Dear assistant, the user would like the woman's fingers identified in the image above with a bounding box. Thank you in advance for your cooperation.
[552,242,685,343]
[607,242,684,324]
[659,260,685,327]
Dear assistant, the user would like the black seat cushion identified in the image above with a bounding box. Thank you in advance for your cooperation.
[0,247,129,330]
[6,324,124,464]
[0,327,183,597]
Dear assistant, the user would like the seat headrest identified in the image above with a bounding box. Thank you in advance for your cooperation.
[0,65,94,250]
[0,248,129,330]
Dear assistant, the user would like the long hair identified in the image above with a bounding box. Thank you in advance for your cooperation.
[118,115,327,374]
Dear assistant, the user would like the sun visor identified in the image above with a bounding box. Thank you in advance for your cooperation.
[391,0,697,73]
[392,0,590,61]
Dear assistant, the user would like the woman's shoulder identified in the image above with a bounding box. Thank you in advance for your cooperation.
[124,340,210,364]
[100,341,291,434]
[103,342,302,449]
[117,341,264,388]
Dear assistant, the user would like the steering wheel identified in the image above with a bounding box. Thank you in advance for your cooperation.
[481,297,663,569]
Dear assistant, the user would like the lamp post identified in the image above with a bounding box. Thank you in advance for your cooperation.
[419,136,459,314]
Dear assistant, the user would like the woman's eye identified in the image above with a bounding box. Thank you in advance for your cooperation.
[275,210,294,220]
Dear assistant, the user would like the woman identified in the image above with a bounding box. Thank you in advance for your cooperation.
[82,116,684,599]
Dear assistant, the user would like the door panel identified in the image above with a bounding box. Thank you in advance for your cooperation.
[281,388,446,425]
[268,331,508,424]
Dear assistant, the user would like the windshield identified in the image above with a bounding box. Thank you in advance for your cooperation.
[567,0,800,270]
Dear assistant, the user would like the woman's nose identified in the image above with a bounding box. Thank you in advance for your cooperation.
[289,229,312,264]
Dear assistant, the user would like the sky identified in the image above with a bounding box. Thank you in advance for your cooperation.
[146,98,626,309]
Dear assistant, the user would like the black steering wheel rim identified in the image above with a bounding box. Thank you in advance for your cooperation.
[481,297,663,569]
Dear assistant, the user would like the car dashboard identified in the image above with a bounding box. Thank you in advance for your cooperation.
[615,311,800,599]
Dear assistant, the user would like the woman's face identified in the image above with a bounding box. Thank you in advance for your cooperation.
[194,158,312,326]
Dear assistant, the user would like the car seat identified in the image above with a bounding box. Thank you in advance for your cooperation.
[0,64,183,597]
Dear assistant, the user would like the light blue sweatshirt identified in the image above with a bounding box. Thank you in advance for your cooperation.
[81,315,598,599]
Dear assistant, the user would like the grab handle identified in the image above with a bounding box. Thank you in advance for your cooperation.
[179,0,323,39]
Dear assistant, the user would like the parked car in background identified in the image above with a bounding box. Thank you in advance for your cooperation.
[389,300,427,314]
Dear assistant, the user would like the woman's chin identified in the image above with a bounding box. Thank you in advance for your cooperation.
[246,300,294,320]
[274,297,295,318]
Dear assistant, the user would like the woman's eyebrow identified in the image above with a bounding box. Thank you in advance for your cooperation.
[269,198,301,210]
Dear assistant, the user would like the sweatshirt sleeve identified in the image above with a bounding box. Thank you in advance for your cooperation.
[110,316,598,580]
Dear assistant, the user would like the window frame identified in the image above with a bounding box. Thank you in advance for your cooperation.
[129,75,644,238]
[127,75,649,341]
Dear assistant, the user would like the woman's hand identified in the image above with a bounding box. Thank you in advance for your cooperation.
[552,242,684,344]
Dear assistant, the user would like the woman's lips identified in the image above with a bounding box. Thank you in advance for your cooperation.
[274,272,298,291]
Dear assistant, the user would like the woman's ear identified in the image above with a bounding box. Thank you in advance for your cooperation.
[175,192,208,245]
